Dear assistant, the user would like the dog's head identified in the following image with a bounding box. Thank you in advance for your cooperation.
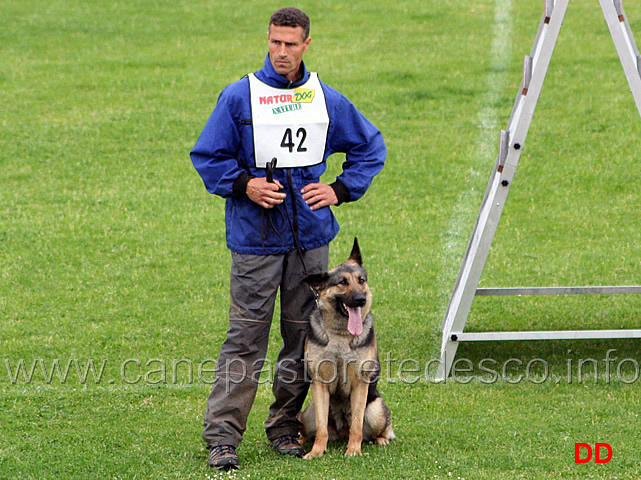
[305,238,372,336]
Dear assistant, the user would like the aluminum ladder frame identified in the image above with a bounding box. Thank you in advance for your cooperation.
[437,0,641,381]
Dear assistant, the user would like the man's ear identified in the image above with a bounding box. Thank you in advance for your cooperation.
[303,271,329,291]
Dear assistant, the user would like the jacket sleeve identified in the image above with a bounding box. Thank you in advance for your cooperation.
[190,85,251,199]
[326,93,386,203]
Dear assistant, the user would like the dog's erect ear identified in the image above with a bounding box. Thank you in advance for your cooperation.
[348,237,363,266]
[304,272,329,291]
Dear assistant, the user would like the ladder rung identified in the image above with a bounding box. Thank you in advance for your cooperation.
[476,286,641,296]
[614,0,624,21]
[455,329,641,342]
[497,130,509,172]
[522,55,533,94]
[544,0,555,24]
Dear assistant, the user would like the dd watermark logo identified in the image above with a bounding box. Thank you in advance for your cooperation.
[574,443,612,464]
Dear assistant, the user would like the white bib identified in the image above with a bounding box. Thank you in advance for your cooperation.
[248,72,329,168]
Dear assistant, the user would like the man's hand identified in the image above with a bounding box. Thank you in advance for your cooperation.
[246,177,286,209]
[301,183,338,211]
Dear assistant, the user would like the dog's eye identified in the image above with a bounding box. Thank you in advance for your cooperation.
[339,278,349,286]
[358,276,366,284]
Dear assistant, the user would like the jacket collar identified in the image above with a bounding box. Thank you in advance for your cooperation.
[254,53,310,89]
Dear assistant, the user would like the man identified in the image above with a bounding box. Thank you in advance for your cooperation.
[191,7,386,470]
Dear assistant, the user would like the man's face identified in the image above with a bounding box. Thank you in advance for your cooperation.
[267,24,311,82]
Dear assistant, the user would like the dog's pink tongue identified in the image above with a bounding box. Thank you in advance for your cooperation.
[347,306,363,336]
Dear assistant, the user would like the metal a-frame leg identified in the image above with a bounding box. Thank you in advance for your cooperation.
[601,0,641,115]
[436,0,641,381]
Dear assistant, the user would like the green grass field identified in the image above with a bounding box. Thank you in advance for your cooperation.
[2,0,641,478]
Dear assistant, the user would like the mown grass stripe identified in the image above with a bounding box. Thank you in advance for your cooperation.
[436,0,514,322]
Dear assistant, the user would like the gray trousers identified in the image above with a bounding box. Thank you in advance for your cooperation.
[202,245,329,449]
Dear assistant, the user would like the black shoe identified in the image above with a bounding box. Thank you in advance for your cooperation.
[270,435,305,458]
[208,445,239,470]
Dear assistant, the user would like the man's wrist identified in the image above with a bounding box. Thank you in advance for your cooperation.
[233,172,253,197]
[330,179,350,206]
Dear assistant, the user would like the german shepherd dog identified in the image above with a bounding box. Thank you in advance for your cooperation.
[299,238,395,458]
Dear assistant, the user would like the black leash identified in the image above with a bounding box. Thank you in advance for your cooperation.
[261,158,285,251]
[266,158,308,273]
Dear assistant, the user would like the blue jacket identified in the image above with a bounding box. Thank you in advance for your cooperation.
[191,54,386,254]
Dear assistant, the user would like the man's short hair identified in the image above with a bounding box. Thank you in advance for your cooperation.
[269,8,310,39]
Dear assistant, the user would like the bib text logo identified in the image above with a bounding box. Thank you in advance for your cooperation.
[293,88,315,103]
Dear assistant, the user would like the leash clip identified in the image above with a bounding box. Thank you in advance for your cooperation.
[266,157,277,183]
[310,285,321,307]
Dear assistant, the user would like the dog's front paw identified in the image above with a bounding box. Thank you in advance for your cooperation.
[304,446,325,459]
[344,445,362,457]
[375,436,390,446]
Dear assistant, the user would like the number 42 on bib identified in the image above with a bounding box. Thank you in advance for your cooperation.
[248,72,329,168]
